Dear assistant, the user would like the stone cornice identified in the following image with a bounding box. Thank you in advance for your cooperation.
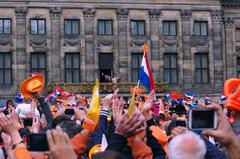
[222,0,240,8]
[116,8,128,20]
[15,7,28,18]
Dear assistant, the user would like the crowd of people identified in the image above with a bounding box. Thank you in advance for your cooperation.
[0,73,239,159]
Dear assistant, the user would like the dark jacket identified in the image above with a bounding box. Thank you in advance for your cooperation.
[37,96,53,128]
[203,137,227,159]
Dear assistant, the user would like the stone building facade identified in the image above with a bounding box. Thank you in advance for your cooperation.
[0,0,239,99]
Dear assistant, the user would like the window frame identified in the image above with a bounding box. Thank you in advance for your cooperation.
[64,19,80,35]
[193,21,208,36]
[163,53,178,84]
[130,20,146,36]
[131,53,143,82]
[0,52,12,85]
[237,57,240,78]
[98,53,113,82]
[97,19,113,35]
[64,53,81,83]
[30,52,47,82]
[30,19,46,35]
[163,20,177,36]
[195,53,209,84]
[0,18,12,35]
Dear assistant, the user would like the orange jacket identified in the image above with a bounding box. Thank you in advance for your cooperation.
[14,146,32,159]
[71,133,89,156]
[130,141,153,159]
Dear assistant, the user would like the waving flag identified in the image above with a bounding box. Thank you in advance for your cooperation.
[15,93,24,103]
[139,44,155,92]
[205,95,212,105]
[87,80,101,123]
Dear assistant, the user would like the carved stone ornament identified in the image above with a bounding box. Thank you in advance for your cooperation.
[97,40,113,47]
[83,8,96,19]
[224,17,234,27]
[236,45,240,52]
[116,9,128,19]
[148,9,161,19]
[32,46,49,52]
[30,38,47,47]
[64,39,80,46]
[163,40,177,47]
[50,7,62,18]
[0,36,13,46]
[180,10,192,21]
[211,10,223,21]
[15,7,28,17]
[131,39,146,47]
[191,36,208,46]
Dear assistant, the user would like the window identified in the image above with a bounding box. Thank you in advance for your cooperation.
[131,53,143,82]
[64,19,80,35]
[65,53,80,83]
[194,21,208,36]
[0,53,12,85]
[0,19,11,34]
[163,21,177,36]
[130,20,145,36]
[98,20,113,35]
[30,19,46,35]
[236,27,240,42]
[237,57,240,78]
[30,53,47,81]
[163,53,178,84]
[195,53,209,84]
[99,53,113,82]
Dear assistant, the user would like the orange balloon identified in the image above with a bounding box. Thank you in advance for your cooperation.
[224,78,240,111]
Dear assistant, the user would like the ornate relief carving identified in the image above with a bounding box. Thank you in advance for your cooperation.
[64,39,80,46]
[148,9,161,19]
[163,40,177,47]
[191,36,208,46]
[180,10,192,21]
[50,7,62,18]
[236,45,240,52]
[224,17,234,27]
[30,38,47,47]
[83,8,96,19]
[15,7,28,17]
[0,36,13,46]
[211,10,223,21]
[32,46,49,52]
[97,40,113,47]
[131,39,146,47]
[116,9,128,19]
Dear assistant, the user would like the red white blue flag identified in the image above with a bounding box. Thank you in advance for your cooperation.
[139,45,155,92]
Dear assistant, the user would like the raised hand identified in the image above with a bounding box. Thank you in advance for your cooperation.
[47,126,77,159]
[32,117,41,133]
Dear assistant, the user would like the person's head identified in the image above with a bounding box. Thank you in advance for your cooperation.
[59,120,82,138]
[92,151,125,159]
[6,100,14,109]
[51,115,71,129]
[169,131,206,159]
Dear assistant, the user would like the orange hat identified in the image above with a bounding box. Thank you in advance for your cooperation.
[20,74,44,98]
[224,78,240,111]
[89,144,102,159]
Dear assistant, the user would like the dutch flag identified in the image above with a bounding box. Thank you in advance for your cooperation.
[139,45,155,92]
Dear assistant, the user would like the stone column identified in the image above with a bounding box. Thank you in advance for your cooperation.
[180,10,192,90]
[149,9,160,82]
[15,7,28,86]
[224,17,235,79]
[211,10,224,93]
[83,8,95,82]
[116,9,128,82]
[50,7,62,82]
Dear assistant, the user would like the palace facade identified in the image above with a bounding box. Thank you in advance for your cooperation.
[0,0,240,99]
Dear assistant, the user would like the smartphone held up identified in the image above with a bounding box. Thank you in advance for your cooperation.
[188,108,217,131]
